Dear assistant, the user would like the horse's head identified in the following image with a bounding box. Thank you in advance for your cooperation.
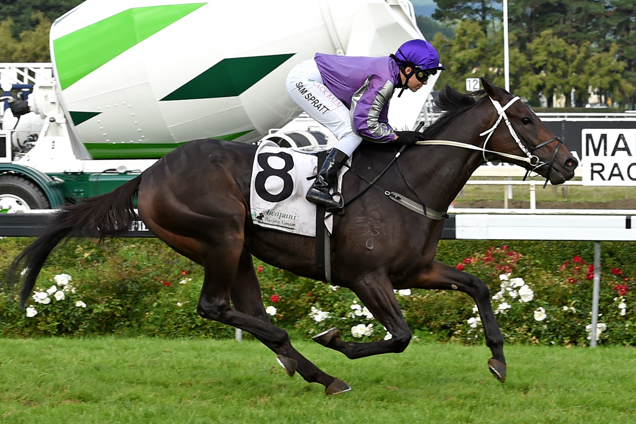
[481,78,578,184]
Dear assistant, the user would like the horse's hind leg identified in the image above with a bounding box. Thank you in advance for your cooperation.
[405,260,506,382]
[199,248,350,395]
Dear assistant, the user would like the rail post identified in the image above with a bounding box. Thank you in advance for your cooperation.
[590,242,601,347]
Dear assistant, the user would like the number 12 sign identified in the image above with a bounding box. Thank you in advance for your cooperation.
[466,78,480,92]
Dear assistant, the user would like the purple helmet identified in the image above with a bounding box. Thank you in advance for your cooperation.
[394,39,445,71]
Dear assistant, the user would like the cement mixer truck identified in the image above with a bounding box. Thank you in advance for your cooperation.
[0,0,437,211]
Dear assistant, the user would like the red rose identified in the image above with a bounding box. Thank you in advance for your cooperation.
[613,284,628,296]
[270,294,279,303]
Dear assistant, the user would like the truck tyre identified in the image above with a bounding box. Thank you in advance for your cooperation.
[0,175,50,212]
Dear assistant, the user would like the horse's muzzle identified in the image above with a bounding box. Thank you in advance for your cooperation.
[548,155,578,184]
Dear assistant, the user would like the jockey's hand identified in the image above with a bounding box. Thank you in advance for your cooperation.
[394,131,425,146]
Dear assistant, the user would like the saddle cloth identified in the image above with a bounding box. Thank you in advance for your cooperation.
[250,141,346,237]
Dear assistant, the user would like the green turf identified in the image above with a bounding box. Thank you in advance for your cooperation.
[1,338,634,423]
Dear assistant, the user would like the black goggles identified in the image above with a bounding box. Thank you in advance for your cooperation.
[414,68,437,83]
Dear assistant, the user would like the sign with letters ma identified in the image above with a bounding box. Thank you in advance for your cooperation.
[582,129,636,186]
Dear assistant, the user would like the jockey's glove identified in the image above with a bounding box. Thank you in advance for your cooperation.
[394,131,425,146]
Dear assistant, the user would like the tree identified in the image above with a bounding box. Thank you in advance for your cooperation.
[569,42,594,107]
[417,15,455,41]
[585,43,634,107]
[433,20,505,91]
[521,30,575,107]
[606,0,636,108]
[489,31,529,96]
[0,13,52,62]
[507,1,569,51]
[14,12,52,62]
[0,19,20,62]
[0,0,82,39]
[432,0,501,31]
[557,0,608,48]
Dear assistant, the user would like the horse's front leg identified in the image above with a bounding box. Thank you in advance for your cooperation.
[403,260,506,382]
[313,269,413,359]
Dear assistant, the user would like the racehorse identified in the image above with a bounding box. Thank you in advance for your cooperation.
[10,79,577,395]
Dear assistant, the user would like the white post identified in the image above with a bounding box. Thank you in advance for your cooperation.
[529,183,536,209]
[503,0,510,92]
[506,176,513,201]
[590,242,601,348]
[235,328,243,342]
[503,185,508,209]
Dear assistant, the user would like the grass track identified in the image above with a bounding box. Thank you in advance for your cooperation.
[1,338,635,423]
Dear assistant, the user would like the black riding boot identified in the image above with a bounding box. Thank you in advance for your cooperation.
[306,148,349,210]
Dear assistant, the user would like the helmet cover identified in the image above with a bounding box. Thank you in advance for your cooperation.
[395,39,445,71]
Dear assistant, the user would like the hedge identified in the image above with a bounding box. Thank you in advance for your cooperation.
[1,237,634,346]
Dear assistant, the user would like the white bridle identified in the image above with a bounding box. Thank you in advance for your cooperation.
[415,96,555,174]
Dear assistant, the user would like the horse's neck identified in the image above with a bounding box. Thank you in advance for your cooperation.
[400,136,485,210]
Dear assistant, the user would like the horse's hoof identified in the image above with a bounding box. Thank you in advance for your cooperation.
[325,378,351,395]
[313,327,340,347]
[276,355,297,377]
[488,358,507,383]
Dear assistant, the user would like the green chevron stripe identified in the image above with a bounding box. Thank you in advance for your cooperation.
[161,53,295,101]
[54,3,206,90]
[70,111,101,126]
[83,130,254,159]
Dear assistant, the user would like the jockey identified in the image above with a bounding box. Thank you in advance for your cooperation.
[285,39,445,211]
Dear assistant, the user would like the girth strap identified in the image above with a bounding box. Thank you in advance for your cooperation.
[385,191,448,220]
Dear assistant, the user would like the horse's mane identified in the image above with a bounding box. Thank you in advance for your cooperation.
[421,85,489,138]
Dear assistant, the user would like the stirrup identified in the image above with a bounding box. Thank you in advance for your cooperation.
[306,188,344,211]
[325,193,345,213]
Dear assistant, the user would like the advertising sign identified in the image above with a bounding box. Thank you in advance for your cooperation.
[582,129,636,186]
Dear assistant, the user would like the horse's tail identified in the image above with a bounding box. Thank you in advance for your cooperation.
[8,174,143,308]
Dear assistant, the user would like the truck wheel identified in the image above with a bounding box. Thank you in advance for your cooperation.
[0,175,50,212]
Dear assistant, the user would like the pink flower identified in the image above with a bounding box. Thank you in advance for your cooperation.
[456,264,465,271]
[257,265,264,273]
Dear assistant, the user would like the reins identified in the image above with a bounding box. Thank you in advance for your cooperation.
[341,144,408,208]
[339,95,563,218]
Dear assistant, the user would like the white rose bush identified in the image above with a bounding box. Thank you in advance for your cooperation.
[3,273,91,336]
[451,246,636,346]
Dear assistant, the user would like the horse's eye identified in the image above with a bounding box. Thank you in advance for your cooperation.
[521,117,532,125]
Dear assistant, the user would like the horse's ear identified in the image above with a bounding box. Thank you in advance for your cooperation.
[481,78,500,100]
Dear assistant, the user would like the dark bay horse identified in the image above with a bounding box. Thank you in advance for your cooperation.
[10,79,577,395]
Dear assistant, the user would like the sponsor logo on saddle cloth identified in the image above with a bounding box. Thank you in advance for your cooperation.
[250,141,347,237]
